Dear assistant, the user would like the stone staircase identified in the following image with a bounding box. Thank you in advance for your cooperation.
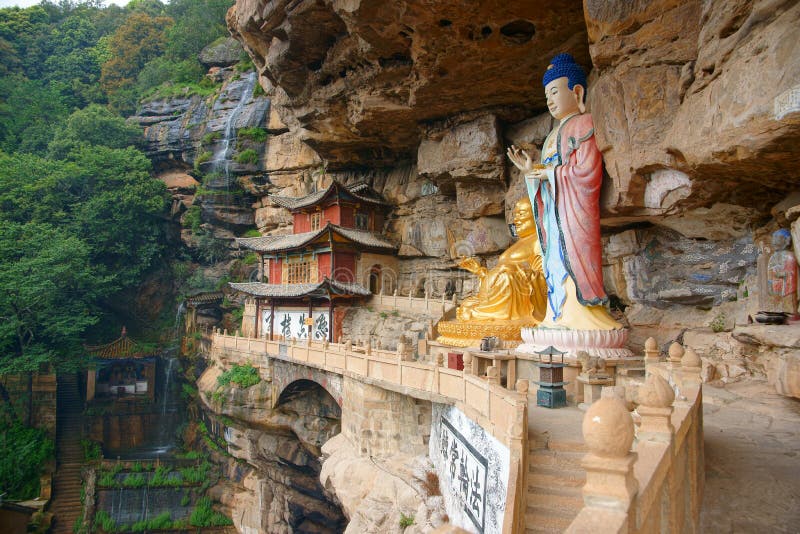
[525,406,587,533]
[50,373,85,534]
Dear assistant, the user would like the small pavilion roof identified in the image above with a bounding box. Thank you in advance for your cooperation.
[269,180,390,211]
[235,223,396,254]
[185,291,224,307]
[229,278,371,298]
[86,328,158,360]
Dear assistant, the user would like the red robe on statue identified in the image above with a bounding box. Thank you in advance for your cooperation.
[531,113,608,306]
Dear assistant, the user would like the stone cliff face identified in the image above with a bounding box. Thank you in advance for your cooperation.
[197,365,347,533]
[221,0,800,391]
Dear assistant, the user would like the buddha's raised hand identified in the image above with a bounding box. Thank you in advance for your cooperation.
[506,145,533,173]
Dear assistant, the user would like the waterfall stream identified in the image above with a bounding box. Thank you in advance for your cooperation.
[210,71,257,184]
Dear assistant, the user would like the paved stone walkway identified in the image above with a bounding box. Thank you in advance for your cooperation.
[701,381,800,533]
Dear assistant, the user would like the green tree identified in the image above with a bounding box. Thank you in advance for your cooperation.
[62,146,169,288]
[42,14,103,107]
[0,222,100,374]
[0,75,69,154]
[0,6,51,78]
[48,104,142,159]
[0,147,168,294]
[164,0,233,61]
[100,11,173,113]
[0,422,54,499]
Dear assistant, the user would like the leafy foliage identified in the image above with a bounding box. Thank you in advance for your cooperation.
[0,75,70,154]
[233,148,259,165]
[0,222,100,373]
[237,127,268,143]
[190,497,233,527]
[0,0,237,373]
[217,364,261,388]
[100,11,173,114]
[48,104,142,159]
[0,422,54,499]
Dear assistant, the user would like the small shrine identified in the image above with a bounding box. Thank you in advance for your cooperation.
[85,327,158,402]
[231,180,397,341]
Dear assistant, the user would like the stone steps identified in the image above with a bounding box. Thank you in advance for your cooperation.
[51,374,86,534]
[524,435,587,533]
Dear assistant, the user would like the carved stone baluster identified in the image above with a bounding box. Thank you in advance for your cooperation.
[567,394,637,533]
[636,373,675,443]
[644,337,660,366]
[486,366,500,386]
[668,342,684,368]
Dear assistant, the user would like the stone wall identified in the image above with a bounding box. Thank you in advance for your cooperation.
[340,376,431,458]
[0,372,57,438]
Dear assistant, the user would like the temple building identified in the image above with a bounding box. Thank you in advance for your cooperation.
[230,180,397,341]
[84,328,158,402]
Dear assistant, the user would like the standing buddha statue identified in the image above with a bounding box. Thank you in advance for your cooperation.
[508,54,630,358]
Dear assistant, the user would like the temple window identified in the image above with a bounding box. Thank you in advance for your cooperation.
[310,212,322,231]
[355,212,369,230]
[286,260,312,284]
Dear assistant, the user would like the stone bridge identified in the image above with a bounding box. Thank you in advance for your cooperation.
[211,331,528,533]
[209,331,704,534]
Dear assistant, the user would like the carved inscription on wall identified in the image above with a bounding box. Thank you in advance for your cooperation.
[430,404,509,534]
[262,308,330,340]
[439,416,488,531]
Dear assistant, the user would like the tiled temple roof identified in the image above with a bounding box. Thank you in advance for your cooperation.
[86,328,158,360]
[269,180,390,211]
[185,291,224,306]
[229,278,371,298]
[235,223,395,253]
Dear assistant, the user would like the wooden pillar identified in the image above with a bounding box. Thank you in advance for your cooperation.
[308,298,313,341]
[328,298,334,343]
[269,300,275,341]
[86,369,96,402]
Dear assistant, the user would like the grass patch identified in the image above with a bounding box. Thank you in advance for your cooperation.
[81,439,102,462]
[181,383,198,400]
[399,512,415,528]
[217,364,261,388]
[122,472,147,488]
[233,148,259,165]
[237,127,268,143]
[194,150,213,171]
[94,510,116,532]
[190,497,233,527]
[202,131,222,145]
[198,421,229,457]
[143,78,221,101]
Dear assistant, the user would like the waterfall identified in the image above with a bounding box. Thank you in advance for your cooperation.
[160,356,175,417]
[173,301,186,343]
[210,71,258,184]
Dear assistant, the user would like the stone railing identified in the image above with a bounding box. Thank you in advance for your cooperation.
[566,341,704,533]
[211,330,528,533]
[369,291,457,318]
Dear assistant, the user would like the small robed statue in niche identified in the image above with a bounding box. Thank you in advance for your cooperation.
[767,228,799,317]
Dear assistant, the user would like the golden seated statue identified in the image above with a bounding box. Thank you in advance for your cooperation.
[437,198,547,347]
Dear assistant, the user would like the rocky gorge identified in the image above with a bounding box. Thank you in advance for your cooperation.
[135,1,800,531]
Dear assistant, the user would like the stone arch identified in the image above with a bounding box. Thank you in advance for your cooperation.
[276,379,341,416]
[274,378,342,454]
[368,264,382,294]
